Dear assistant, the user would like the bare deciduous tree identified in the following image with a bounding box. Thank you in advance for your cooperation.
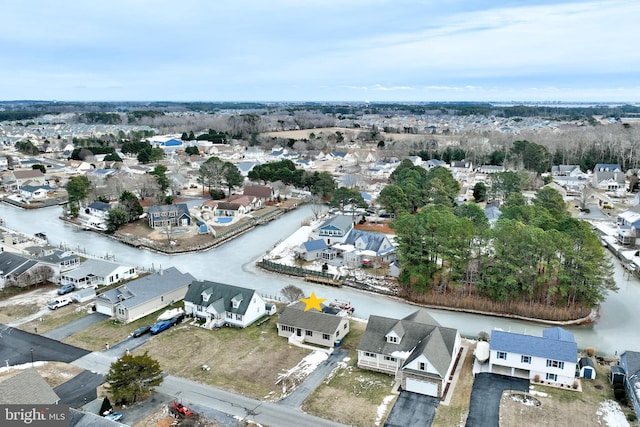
[280,285,305,302]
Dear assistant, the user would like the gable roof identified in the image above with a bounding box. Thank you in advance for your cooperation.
[96,267,195,309]
[0,369,59,404]
[490,328,577,362]
[88,201,111,211]
[148,203,190,216]
[243,185,272,199]
[13,169,45,179]
[319,215,353,232]
[277,301,345,334]
[343,229,391,253]
[0,251,38,277]
[357,310,458,379]
[302,239,328,252]
[62,258,132,280]
[184,280,258,315]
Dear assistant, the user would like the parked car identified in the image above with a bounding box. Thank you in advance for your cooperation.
[170,312,186,325]
[48,296,73,310]
[104,411,123,422]
[57,283,76,295]
[150,320,173,335]
[132,325,151,338]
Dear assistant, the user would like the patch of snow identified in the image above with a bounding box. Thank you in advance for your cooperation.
[596,400,630,427]
[528,387,548,397]
[0,361,47,374]
[276,351,328,397]
[375,395,395,425]
[390,350,411,360]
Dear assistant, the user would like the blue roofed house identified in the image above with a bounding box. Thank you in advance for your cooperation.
[183,280,267,328]
[94,267,195,323]
[311,215,354,245]
[489,327,578,387]
[19,184,52,200]
[619,350,640,419]
[295,239,328,261]
[147,203,191,228]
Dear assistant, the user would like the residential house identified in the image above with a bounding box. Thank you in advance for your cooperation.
[243,185,273,204]
[147,203,191,228]
[0,251,41,289]
[311,215,354,245]
[357,310,461,397]
[551,165,589,193]
[484,203,502,226]
[593,163,622,173]
[475,165,506,174]
[336,229,396,266]
[86,201,111,219]
[0,369,60,404]
[551,165,583,177]
[228,194,260,211]
[592,170,626,191]
[0,156,8,170]
[214,201,246,217]
[450,161,473,183]
[183,280,267,328]
[619,350,640,419]
[489,327,578,387]
[19,184,52,200]
[295,239,328,261]
[236,161,259,177]
[424,159,447,170]
[59,258,137,289]
[25,247,80,279]
[12,169,46,189]
[94,267,195,322]
[617,205,640,246]
[277,301,350,348]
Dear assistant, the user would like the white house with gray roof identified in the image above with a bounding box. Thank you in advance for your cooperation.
[311,215,354,245]
[277,301,350,348]
[489,327,578,387]
[183,280,267,328]
[0,251,41,289]
[94,267,195,322]
[357,310,461,397]
[59,258,136,289]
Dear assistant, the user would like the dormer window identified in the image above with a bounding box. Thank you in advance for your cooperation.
[231,293,243,309]
[387,336,398,344]
[201,290,212,303]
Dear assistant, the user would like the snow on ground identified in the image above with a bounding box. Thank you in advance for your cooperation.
[275,350,329,397]
[375,395,395,426]
[597,400,630,427]
[528,387,548,397]
[0,361,47,374]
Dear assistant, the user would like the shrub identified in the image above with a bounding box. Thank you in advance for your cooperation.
[585,347,596,357]
[572,380,579,389]
[533,374,541,383]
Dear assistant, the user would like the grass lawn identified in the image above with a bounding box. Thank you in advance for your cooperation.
[302,320,397,427]
[134,319,310,400]
[19,305,90,334]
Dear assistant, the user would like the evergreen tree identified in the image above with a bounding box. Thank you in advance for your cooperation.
[105,352,163,405]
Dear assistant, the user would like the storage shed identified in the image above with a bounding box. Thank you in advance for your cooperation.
[579,357,596,379]
[610,365,625,385]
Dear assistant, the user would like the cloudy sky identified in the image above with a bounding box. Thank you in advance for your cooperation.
[1,0,637,103]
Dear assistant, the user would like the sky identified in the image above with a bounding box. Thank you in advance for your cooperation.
[1,0,638,103]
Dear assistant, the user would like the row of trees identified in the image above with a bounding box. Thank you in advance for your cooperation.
[247,159,337,198]
[392,186,615,318]
[198,157,244,198]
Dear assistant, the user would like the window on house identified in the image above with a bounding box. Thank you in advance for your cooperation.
[419,362,425,371]
[306,330,313,336]
[388,336,398,343]
[323,333,330,340]
[546,373,557,381]
[226,312,232,318]
[236,314,243,321]
[546,360,564,369]
[384,356,396,362]
[364,352,375,358]
[521,355,531,364]
[497,351,507,360]
[344,323,347,329]
[161,296,164,302]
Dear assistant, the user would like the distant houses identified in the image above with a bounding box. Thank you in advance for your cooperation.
[147,203,191,228]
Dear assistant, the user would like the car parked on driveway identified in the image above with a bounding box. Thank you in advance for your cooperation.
[48,296,73,310]
[132,325,151,338]
[57,283,76,295]
[150,320,173,335]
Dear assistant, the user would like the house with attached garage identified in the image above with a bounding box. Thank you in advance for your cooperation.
[337,229,397,266]
[183,280,267,328]
[147,203,191,228]
[0,251,42,289]
[58,258,137,289]
[489,327,578,387]
[357,310,461,397]
[94,267,195,323]
[277,301,350,348]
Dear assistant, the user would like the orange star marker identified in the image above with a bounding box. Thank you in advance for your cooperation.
[301,292,326,312]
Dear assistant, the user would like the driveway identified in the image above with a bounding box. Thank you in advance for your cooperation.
[465,373,529,427]
[278,348,348,408]
[54,370,104,407]
[384,391,439,427]
[0,324,89,366]
[43,312,109,341]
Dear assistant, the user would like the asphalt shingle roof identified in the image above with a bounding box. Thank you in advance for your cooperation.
[184,280,258,315]
[490,328,577,363]
[277,301,345,334]
[0,369,59,404]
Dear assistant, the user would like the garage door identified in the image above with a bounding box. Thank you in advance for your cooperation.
[405,378,438,397]
[95,303,113,316]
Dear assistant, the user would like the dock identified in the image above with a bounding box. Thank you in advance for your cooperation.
[304,275,343,287]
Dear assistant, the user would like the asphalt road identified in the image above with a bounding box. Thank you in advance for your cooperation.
[384,391,439,427]
[465,373,529,427]
[0,323,89,366]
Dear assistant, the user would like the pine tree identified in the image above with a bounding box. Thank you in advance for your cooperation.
[105,352,163,404]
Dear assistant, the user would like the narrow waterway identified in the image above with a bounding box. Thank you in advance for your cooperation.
[1,203,637,355]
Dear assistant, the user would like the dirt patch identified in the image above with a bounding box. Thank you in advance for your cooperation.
[0,362,84,388]
[354,221,394,234]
